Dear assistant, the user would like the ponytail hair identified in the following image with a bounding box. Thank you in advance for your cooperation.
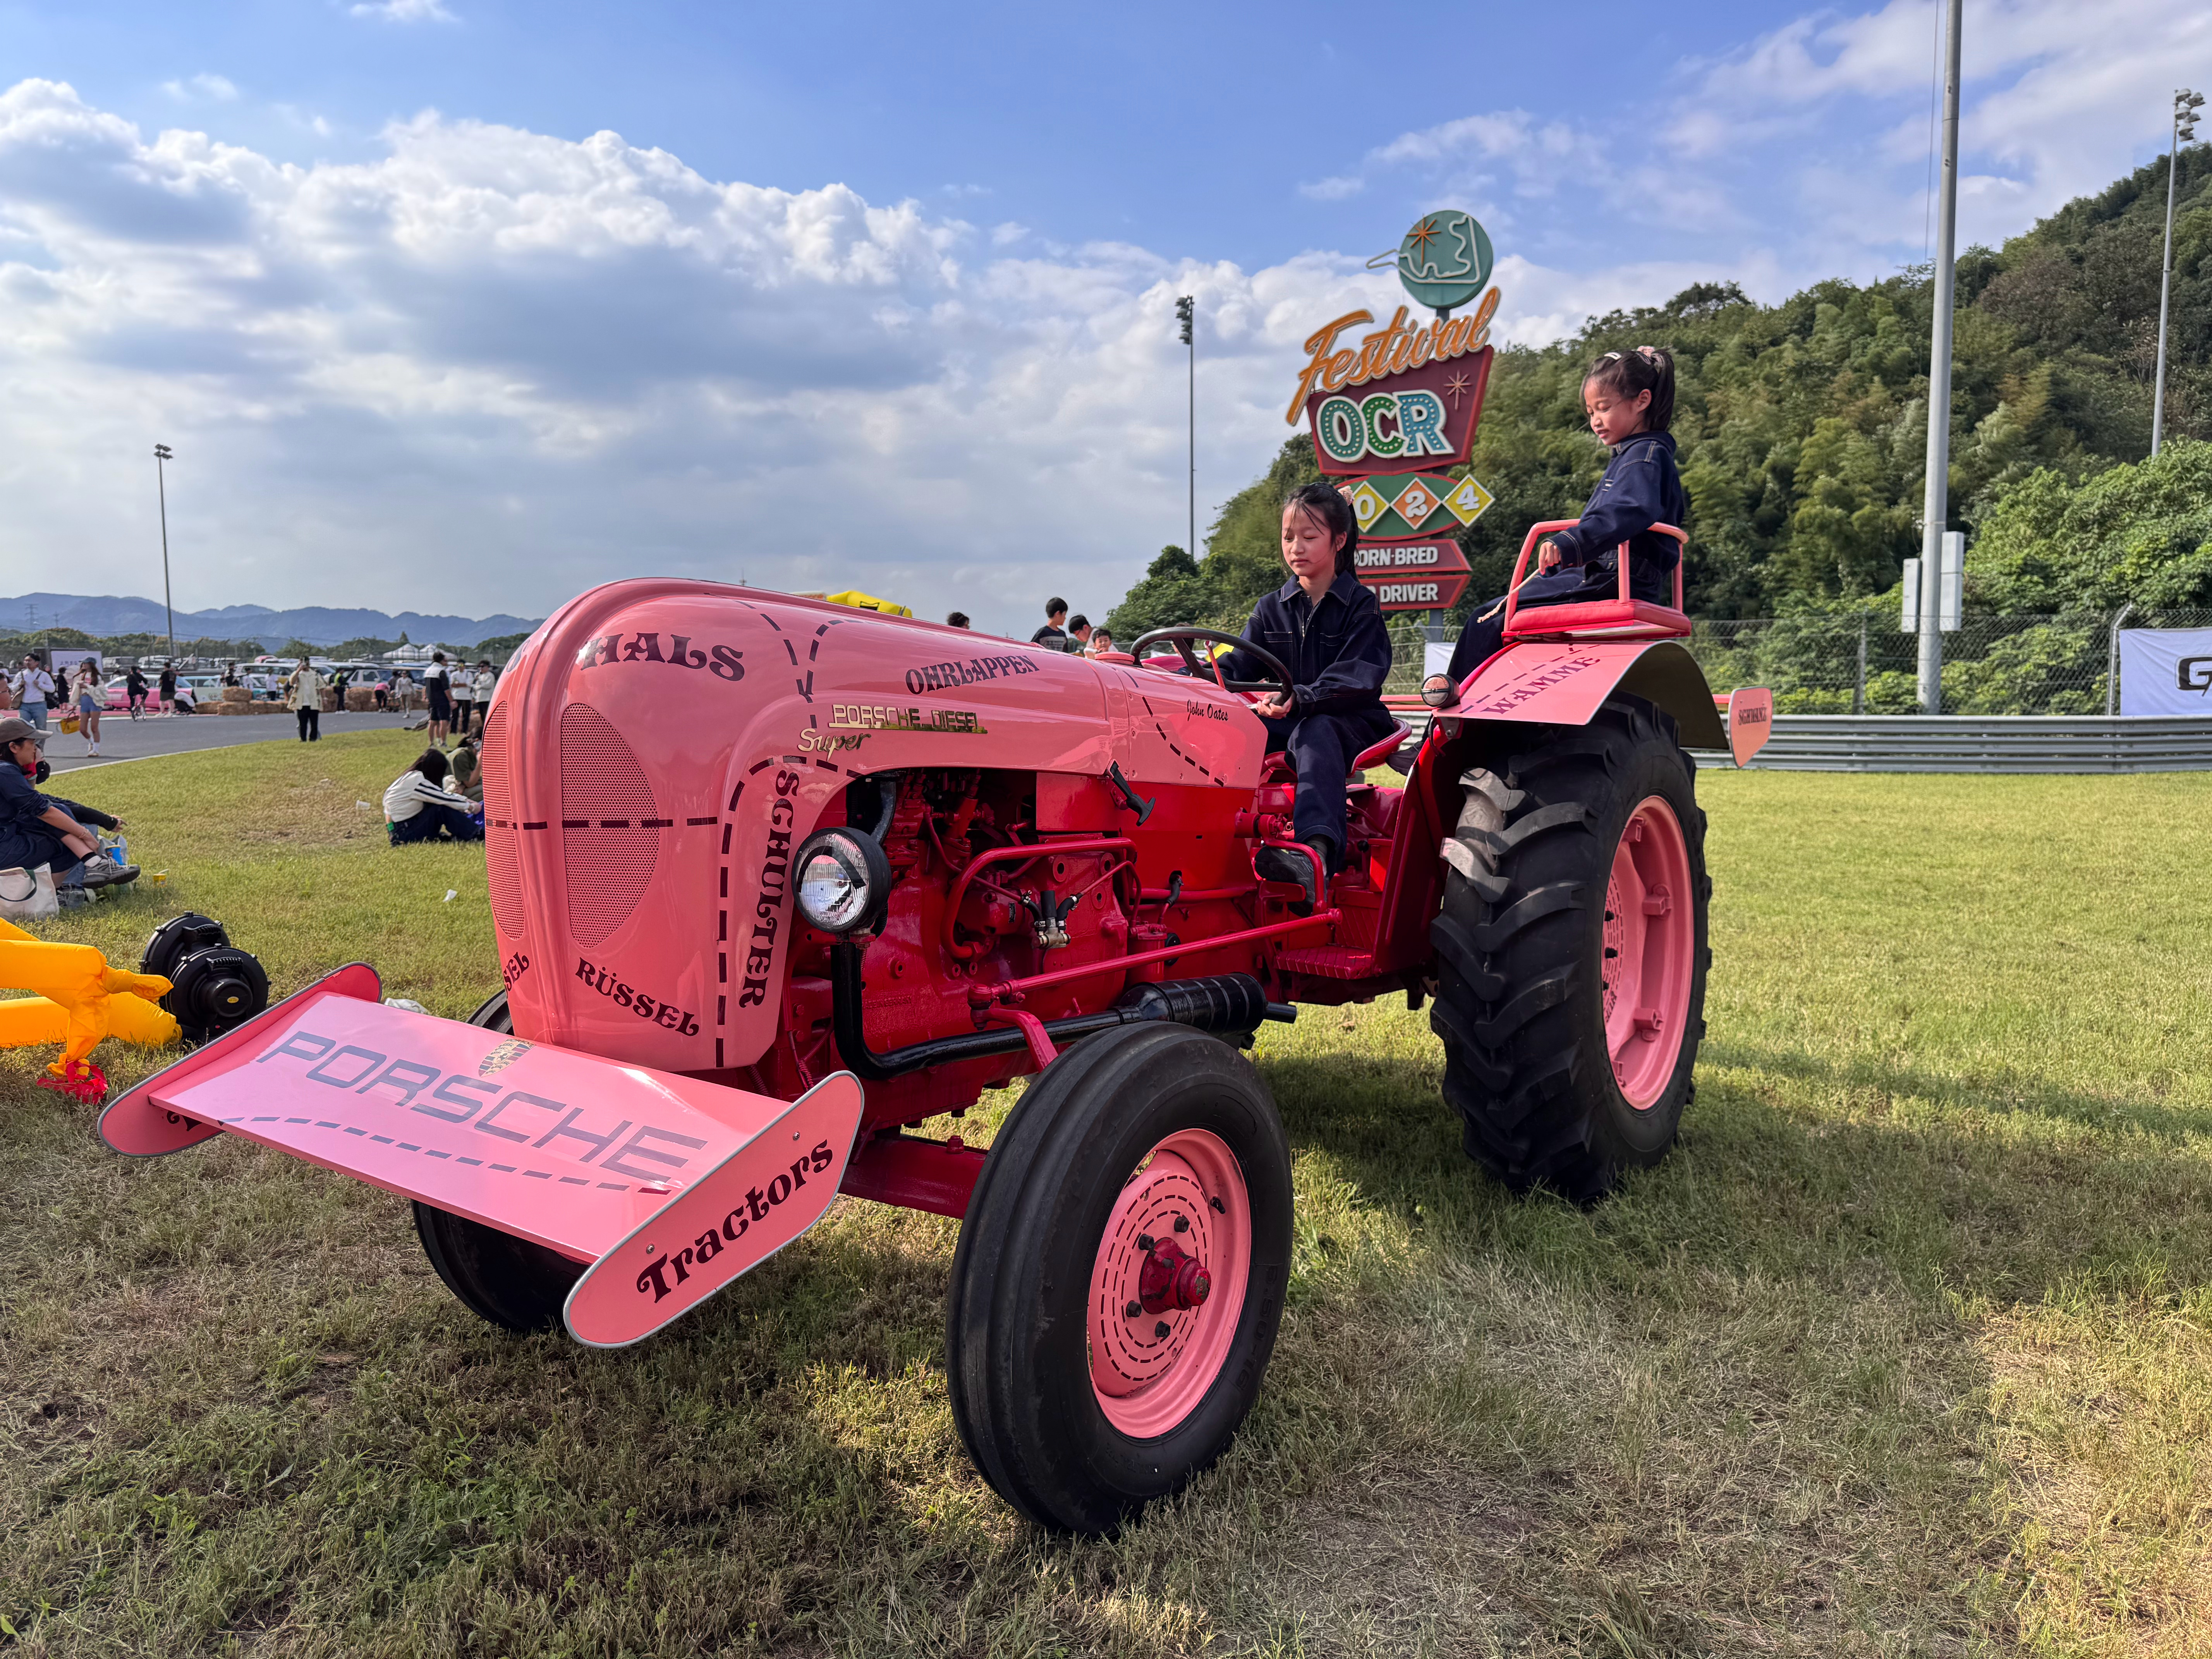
[1283,480,1360,575]
[1584,344,1676,433]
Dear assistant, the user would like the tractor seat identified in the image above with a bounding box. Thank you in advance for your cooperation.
[1503,598,1693,641]
[1258,717,1412,785]
[1501,520,1693,642]
[1349,720,1411,778]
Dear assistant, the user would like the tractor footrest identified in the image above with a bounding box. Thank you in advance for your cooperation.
[1275,945,1377,980]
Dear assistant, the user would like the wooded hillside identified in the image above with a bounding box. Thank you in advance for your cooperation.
[1110,146,2212,640]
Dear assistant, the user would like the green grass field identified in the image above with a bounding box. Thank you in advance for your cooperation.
[2,730,2209,1657]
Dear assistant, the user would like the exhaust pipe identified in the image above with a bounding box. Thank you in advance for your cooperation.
[829,943,1291,1081]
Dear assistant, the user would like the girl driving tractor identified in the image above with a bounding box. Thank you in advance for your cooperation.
[1218,480,1396,906]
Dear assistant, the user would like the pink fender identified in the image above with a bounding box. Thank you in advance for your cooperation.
[1726,686,1774,766]
[98,964,863,1347]
[1443,638,1727,750]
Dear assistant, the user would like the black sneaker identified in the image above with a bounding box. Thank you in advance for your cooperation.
[1255,840,1329,913]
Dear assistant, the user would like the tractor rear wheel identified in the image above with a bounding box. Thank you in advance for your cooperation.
[1429,692,1710,1202]
[411,989,585,1332]
[946,1022,1292,1534]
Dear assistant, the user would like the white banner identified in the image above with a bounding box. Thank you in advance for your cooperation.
[2117,628,2212,716]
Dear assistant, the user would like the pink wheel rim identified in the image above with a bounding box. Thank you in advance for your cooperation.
[1601,797,1695,1109]
[1087,1128,1250,1439]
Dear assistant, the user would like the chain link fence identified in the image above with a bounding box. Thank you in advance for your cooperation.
[1386,610,2212,714]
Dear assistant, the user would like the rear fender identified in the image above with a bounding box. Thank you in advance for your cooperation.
[98,964,864,1346]
[1443,639,1725,750]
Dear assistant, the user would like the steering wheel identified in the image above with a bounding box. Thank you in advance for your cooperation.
[1128,627,1295,702]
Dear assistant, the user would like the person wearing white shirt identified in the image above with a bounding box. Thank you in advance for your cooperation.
[384,749,482,844]
[10,656,55,730]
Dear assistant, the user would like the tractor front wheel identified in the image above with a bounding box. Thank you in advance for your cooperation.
[946,1022,1292,1534]
[411,989,586,1332]
[1430,692,1711,1202]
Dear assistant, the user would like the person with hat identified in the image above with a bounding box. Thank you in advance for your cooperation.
[0,718,138,888]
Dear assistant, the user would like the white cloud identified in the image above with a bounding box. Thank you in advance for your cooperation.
[161,73,238,103]
[1297,175,1363,202]
[0,79,1417,631]
[350,0,457,22]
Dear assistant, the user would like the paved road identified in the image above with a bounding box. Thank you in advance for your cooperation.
[37,709,425,775]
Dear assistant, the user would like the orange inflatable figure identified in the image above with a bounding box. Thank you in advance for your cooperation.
[0,916,179,1102]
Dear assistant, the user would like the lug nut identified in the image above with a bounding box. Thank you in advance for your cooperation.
[1154,1321,1171,1339]
[1136,1233,1154,1252]
[1125,1299,1142,1319]
[1173,1214,1188,1233]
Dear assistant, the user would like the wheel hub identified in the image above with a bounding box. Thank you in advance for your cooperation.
[1087,1127,1252,1437]
[1599,797,1695,1110]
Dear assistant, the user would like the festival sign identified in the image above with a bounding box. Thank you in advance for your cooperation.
[1291,297,1499,478]
[1287,209,1504,612]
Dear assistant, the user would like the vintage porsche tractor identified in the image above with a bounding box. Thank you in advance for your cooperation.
[99,523,1770,1535]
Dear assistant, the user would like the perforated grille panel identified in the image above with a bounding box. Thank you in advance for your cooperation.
[558,701,661,948]
[481,703,528,941]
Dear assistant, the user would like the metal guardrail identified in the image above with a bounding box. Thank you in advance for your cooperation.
[1393,708,2212,773]
[1714,714,2212,773]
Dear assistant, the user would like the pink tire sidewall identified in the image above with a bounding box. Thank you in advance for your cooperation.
[1602,795,1697,1111]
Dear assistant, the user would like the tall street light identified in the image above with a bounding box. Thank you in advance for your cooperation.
[1917,0,1963,716]
[1176,295,1195,563]
[2152,88,2203,459]
[153,443,176,664]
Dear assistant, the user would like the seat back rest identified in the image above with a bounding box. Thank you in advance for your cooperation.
[1501,521,1690,641]
[1348,719,1412,779]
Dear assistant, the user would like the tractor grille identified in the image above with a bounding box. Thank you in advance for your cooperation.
[558,701,661,948]
[481,702,527,941]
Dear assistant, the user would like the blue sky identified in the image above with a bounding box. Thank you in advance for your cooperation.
[0,0,2205,634]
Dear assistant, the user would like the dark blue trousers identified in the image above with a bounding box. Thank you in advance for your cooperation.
[1259,704,1397,868]
[389,804,481,844]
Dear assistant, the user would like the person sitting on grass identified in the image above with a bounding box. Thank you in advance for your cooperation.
[446,736,484,802]
[383,749,482,844]
[0,718,138,889]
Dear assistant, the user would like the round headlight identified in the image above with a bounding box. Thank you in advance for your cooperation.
[793,826,890,936]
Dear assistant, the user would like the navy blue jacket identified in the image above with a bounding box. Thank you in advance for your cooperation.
[1220,569,1393,715]
[1547,431,1688,605]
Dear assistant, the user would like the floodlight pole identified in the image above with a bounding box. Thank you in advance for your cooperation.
[1917,0,1963,716]
[153,443,177,663]
[2152,89,2203,458]
[1176,295,1196,562]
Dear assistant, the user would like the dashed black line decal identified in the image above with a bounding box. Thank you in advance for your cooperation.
[781,640,799,666]
[747,759,775,776]
[686,815,717,825]
[214,1115,641,1192]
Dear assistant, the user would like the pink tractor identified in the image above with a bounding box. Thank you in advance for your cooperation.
[100,524,1769,1534]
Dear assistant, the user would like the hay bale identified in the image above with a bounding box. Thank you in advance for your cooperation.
[220,685,251,704]
[215,701,254,716]
[345,687,376,711]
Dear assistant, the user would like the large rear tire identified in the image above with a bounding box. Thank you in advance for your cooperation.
[947,1023,1293,1535]
[411,989,586,1331]
[1429,693,1710,1202]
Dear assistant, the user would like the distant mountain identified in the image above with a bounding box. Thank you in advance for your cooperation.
[0,592,541,650]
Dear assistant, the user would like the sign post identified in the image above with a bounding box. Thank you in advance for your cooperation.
[1288,210,1504,618]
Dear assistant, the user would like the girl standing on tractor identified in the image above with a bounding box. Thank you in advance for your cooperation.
[1422,345,1687,705]
[1218,481,1396,906]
